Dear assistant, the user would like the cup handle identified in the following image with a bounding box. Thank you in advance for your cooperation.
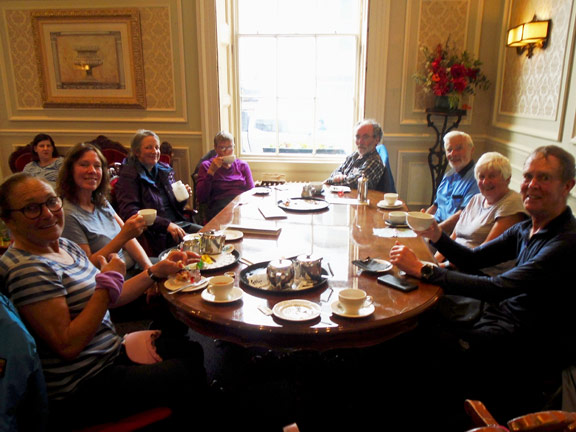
[365,296,374,307]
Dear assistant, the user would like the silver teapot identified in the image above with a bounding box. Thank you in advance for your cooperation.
[295,254,323,283]
[199,230,226,254]
[181,230,226,255]
[266,259,295,290]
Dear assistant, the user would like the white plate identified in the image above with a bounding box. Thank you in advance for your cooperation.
[371,258,393,273]
[331,300,375,318]
[164,276,209,292]
[272,299,321,322]
[201,286,243,303]
[252,187,271,195]
[377,200,403,209]
[224,229,243,241]
[329,185,351,193]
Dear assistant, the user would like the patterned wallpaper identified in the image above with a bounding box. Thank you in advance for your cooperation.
[501,0,572,119]
[414,0,469,110]
[4,7,175,110]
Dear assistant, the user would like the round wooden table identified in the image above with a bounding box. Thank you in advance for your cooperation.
[162,187,442,350]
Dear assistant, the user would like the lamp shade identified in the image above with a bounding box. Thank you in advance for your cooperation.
[506,18,550,47]
[522,20,549,43]
[507,24,525,46]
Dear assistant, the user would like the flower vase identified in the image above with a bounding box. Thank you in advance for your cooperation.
[434,96,451,110]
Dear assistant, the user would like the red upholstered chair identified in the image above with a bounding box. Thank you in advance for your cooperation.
[73,406,172,432]
[9,146,34,172]
[88,135,128,165]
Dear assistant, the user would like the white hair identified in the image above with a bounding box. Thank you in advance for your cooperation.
[443,131,474,149]
[474,152,512,181]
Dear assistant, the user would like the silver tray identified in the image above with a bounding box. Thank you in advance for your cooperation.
[239,260,328,294]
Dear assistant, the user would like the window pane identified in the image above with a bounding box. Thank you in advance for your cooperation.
[237,0,363,156]
[278,38,315,98]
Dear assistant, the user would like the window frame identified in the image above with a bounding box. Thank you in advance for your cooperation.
[230,0,369,163]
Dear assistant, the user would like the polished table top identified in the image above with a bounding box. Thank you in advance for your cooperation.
[161,186,442,350]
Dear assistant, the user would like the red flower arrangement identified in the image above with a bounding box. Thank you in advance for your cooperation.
[414,41,490,110]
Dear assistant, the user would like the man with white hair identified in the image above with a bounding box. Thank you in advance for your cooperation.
[426,131,480,233]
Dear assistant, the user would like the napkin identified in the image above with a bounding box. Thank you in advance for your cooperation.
[372,228,417,238]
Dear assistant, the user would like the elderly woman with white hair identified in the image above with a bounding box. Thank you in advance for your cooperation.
[436,151,528,276]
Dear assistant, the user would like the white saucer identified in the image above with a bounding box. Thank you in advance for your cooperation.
[164,277,208,292]
[385,220,409,228]
[201,286,243,303]
[331,300,375,318]
[377,200,403,209]
[224,229,243,241]
[272,299,321,322]
[371,258,393,273]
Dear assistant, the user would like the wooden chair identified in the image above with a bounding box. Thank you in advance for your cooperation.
[465,399,576,432]
[9,145,33,173]
[89,135,128,165]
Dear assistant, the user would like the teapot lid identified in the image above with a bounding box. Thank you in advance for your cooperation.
[296,254,322,262]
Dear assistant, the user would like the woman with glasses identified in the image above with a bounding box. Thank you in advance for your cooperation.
[22,133,63,187]
[58,142,152,275]
[196,131,254,221]
[0,173,206,430]
[115,129,202,256]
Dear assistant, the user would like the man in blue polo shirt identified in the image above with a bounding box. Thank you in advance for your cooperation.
[426,131,479,233]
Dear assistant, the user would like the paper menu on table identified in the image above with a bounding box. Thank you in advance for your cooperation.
[258,205,287,219]
[226,223,282,236]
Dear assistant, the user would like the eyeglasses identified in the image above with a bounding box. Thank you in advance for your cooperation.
[217,145,234,151]
[8,196,63,220]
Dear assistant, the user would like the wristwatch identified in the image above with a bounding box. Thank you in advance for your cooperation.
[147,267,161,282]
[420,263,436,281]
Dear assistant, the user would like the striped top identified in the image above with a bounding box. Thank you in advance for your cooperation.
[0,238,121,400]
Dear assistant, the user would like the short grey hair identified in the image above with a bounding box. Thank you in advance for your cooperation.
[528,145,576,183]
[355,119,383,143]
[130,129,160,157]
[443,131,474,149]
[474,152,512,181]
[213,131,235,148]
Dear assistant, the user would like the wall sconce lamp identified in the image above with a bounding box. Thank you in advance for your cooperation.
[507,15,551,58]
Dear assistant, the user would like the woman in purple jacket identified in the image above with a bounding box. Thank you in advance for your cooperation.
[196,131,254,221]
[115,130,201,256]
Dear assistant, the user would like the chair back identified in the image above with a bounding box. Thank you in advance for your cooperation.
[375,144,397,193]
[9,146,34,173]
[88,135,128,165]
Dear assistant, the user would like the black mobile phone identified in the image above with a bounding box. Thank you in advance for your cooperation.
[377,274,418,292]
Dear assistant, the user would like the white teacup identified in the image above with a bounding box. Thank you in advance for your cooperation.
[338,288,373,314]
[388,211,406,225]
[138,209,157,226]
[384,193,398,206]
[406,211,435,231]
[207,275,235,301]
[221,154,236,164]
